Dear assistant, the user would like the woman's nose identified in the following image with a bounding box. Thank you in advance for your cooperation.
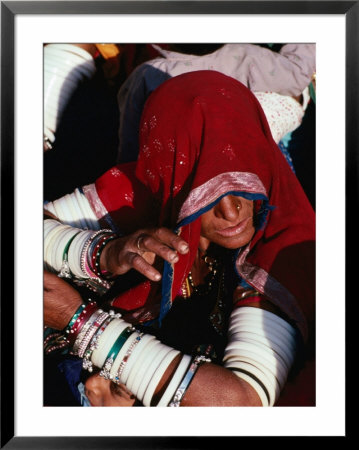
[213,195,240,222]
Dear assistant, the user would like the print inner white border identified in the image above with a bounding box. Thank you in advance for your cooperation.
[15,14,345,436]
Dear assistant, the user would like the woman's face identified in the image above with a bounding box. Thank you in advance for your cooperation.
[84,373,136,407]
[200,195,255,250]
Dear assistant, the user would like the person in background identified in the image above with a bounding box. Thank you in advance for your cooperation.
[116,43,315,164]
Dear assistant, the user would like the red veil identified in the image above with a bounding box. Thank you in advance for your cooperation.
[87,71,315,348]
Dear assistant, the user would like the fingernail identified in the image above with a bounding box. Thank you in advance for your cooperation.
[154,274,161,281]
[172,255,179,263]
[180,244,189,253]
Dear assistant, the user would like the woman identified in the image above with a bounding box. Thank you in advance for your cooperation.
[44,71,315,407]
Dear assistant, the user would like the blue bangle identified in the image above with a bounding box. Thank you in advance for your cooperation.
[168,355,211,407]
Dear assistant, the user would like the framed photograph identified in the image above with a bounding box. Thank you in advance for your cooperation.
[1,1,353,447]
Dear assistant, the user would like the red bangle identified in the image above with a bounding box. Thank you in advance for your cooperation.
[90,233,117,278]
[233,295,263,308]
[66,301,98,344]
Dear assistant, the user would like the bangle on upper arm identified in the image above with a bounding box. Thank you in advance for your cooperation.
[224,306,298,406]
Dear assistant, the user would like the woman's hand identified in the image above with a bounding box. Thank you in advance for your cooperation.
[100,227,189,282]
[44,271,83,330]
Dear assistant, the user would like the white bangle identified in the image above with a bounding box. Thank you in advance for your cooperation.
[51,226,71,271]
[230,369,270,407]
[68,230,93,278]
[126,339,162,395]
[224,340,288,376]
[44,224,69,271]
[228,321,297,352]
[44,58,91,83]
[46,43,95,61]
[44,222,67,248]
[58,195,74,224]
[228,319,297,351]
[44,220,63,269]
[225,360,278,406]
[91,318,126,368]
[67,191,87,229]
[74,188,101,230]
[51,196,68,224]
[55,227,80,275]
[44,45,96,142]
[157,354,192,407]
[228,307,297,378]
[119,334,156,385]
[44,202,57,218]
[72,189,90,229]
[63,195,79,226]
[142,349,180,407]
[136,344,173,402]
[230,332,295,369]
[230,307,297,336]
[223,345,287,389]
[225,354,281,397]
[44,70,79,98]
[44,219,61,236]
[45,48,95,77]
[44,50,94,75]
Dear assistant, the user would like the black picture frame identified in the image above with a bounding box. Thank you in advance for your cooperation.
[1,1,354,447]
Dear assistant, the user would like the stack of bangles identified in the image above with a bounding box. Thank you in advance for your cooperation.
[44,219,117,284]
[44,44,96,149]
[64,300,211,407]
[64,300,298,407]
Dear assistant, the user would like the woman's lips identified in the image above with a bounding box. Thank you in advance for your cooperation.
[215,217,252,238]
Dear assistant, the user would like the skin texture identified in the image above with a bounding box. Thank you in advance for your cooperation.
[200,194,255,251]
[44,271,82,329]
[44,195,267,407]
[84,374,137,407]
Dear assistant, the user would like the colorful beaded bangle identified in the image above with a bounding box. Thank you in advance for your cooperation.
[99,326,135,380]
[82,314,118,372]
[80,230,105,277]
[77,311,110,358]
[72,309,103,355]
[168,355,211,407]
[90,234,110,276]
[113,332,144,385]
[66,301,98,345]
[64,302,87,335]
[90,233,117,278]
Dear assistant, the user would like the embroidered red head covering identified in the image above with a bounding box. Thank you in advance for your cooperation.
[94,71,315,343]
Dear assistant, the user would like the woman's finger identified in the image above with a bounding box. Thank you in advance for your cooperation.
[126,252,162,281]
[153,227,189,254]
[136,234,179,264]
